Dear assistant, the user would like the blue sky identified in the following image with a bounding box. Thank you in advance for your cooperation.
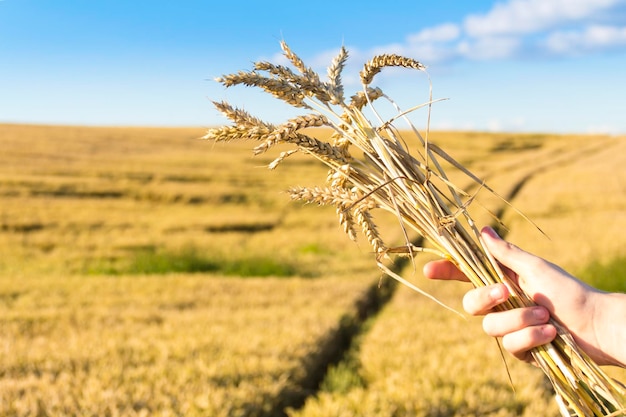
[2,0,626,134]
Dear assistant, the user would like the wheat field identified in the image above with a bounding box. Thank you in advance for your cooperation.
[0,123,624,416]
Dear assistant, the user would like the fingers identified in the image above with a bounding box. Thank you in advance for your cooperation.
[500,323,557,362]
[478,298,556,363]
[464,283,557,362]
[462,283,508,315]
[482,306,550,337]
[422,259,469,282]
[426,228,561,364]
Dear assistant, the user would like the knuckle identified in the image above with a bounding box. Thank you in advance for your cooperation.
[501,326,551,355]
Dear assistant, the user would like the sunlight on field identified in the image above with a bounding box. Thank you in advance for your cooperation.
[0,124,624,415]
[0,273,371,416]
[0,124,374,278]
[291,280,560,417]
[501,136,626,270]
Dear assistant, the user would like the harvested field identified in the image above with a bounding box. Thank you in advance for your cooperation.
[0,124,624,416]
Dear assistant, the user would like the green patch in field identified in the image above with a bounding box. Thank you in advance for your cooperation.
[578,255,626,293]
[87,245,305,277]
[219,255,300,277]
[297,243,332,256]
[321,359,366,394]
[319,318,373,394]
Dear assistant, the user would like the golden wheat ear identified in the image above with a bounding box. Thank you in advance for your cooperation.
[205,41,626,417]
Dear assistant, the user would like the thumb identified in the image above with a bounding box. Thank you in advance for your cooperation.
[480,227,594,320]
[480,226,539,280]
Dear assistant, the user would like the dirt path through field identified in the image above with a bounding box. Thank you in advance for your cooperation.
[485,136,613,238]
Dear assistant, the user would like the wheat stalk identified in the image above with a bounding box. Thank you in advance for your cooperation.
[203,41,626,417]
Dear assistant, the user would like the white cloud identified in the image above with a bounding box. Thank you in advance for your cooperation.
[308,0,626,70]
[366,42,453,65]
[395,43,457,64]
[464,0,623,37]
[407,23,461,43]
[456,36,521,60]
[402,24,462,63]
[545,25,626,54]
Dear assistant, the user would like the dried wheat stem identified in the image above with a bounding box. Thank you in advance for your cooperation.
[254,61,333,103]
[255,133,349,166]
[333,206,356,242]
[202,125,273,142]
[349,87,385,110]
[288,185,361,208]
[268,150,299,170]
[211,101,273,129]
[327,46,348,105]
[360,54,426,85]
[207,41,626,416]
[280,40,311,77]
[216,71,310,108]
[354,206,386,254]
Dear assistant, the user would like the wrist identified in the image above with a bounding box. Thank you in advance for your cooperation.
[595,291,626,368]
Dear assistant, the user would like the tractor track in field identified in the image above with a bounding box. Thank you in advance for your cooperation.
[260,242,411,417]
[261,137,615,417]
[488,138,612,238]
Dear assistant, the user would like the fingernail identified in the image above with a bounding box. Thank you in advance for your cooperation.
[489,285,506,302]
[533,307,549,322]
[541,324,557,340]
[482,226,500,239]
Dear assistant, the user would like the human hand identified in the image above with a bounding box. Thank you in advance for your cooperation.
[423,226,626,368]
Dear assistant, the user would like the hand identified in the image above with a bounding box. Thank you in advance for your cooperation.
[423,226,626,368]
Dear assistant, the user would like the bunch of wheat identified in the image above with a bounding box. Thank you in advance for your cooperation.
[204,41,625,416]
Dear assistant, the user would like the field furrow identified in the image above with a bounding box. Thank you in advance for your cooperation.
[0,124,624,416]
[289,133,626,416]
